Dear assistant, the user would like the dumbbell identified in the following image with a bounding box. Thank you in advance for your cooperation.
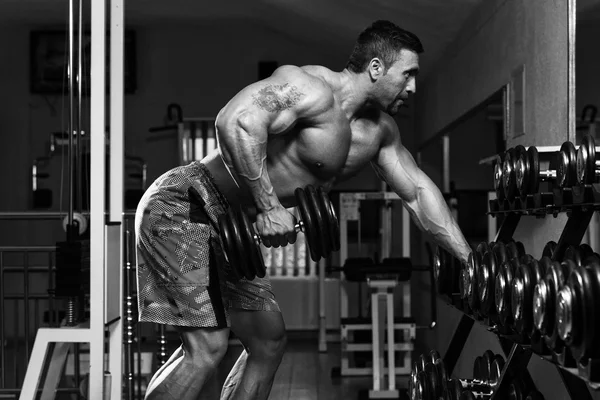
[433,245,459,296]
[502,146,527,201]
[577,134,600,184]
[463,242,492,313]
[516,146,558,198]
[412,350,503,400]
[515,142,572,197]
[556,253,600,362]
[532,245,592,350]
[555,141,579,188]
[495,255,530,329]
[511,256,548,337]
[218,185,340,281]
[493,154,506,202]
[478,242,508,317]
[409,350,441,399]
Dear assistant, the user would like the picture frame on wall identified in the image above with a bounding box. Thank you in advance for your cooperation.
[29,30,137,95]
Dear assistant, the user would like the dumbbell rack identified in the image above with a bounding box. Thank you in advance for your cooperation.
[438,183,600,399]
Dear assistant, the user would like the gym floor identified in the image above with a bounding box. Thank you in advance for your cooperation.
[208,339,402,400]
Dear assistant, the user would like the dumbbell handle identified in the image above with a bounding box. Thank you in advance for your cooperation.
[457,378,495,393]
[539,170,557,179]
[252,221,305,244]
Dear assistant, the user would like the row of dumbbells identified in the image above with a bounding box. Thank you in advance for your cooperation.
[455,240,600,368]
[410,349,543,399]
[494,133,600,202]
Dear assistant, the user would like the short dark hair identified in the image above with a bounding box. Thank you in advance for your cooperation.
[346,20,424,73]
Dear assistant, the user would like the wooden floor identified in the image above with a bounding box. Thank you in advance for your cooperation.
[0,337,410,399]
[209,338,410,400]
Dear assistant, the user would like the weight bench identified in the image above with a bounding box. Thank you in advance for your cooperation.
[330,257,436,399]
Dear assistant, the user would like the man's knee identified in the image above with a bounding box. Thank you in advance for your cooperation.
[251,326,287,363]
[178,326,230,369]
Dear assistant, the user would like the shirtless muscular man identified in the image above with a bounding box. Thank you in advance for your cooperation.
[136,19,472,400]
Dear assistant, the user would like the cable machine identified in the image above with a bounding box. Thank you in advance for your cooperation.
[19,0,124,398]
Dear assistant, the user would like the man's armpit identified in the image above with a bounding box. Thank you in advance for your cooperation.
[251,83,304,113]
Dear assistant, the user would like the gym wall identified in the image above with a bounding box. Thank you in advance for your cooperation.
[0,19,354,247]
[412,1,582,399]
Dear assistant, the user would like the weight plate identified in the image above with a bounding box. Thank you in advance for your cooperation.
[564,245,583,267]
[516,148,529,196]
[317,186,340,252]
[434,358,448,395]
[239,209,266,278]
[218,211,243,281]
[228,209,254,280]
[450,378,463,400]
[417,353,427,374]
[545,259,577,351]
[528,146,541,195]
[306,185,331,257]
[579,243,595,261]
[416,371,431,400]
[578,134,596,184]
[490,355,505,386]
[506,241,521,261]
[564,264,594,362]
[511,268,525,329]
[492,242,508,266]
[559,141,577,188]
[542,241,557,259]
[494,154,506,202]
[473,356,484,381]
[429,349,442,364]
[585,256,600,359]
[295,187,321,262]
[481,350,495,382]
[503,148,517,200]
[511,145,527,199]
[495,262,509,319]
[468,250,483,311]
[517,261,537,336]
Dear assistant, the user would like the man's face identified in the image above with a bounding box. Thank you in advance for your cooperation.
[378,49,420,115]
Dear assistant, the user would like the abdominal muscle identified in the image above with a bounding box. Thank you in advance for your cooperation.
[200,147,335,220]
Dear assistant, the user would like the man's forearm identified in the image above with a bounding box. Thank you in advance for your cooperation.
[405,184,472,264]
[217,114,280,212]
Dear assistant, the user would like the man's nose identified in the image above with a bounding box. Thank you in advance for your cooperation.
[406,77,416,94]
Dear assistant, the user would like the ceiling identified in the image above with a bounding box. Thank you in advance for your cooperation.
[0,0,482,79]
[2,0,600,79]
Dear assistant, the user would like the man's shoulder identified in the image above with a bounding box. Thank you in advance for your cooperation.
[272,65,335,94]
[268,65,336,113]
[357,110,401,147]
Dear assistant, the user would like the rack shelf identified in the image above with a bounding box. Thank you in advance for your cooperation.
[436,182,600,399]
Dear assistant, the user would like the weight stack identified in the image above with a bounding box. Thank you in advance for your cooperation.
[54,239,91,297]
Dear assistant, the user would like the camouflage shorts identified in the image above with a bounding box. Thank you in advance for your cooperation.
[134,161,280,328]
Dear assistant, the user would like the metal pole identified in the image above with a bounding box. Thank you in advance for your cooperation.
[90,0,107,395]
[67,0,75,231]
[76,0,83,212]
[109,0,125,395]
[567,0,576,143]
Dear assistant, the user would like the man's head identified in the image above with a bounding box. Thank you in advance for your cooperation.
[346,20,423,115]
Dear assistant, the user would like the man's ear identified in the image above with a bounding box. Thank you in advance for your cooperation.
[368,58,384,81]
